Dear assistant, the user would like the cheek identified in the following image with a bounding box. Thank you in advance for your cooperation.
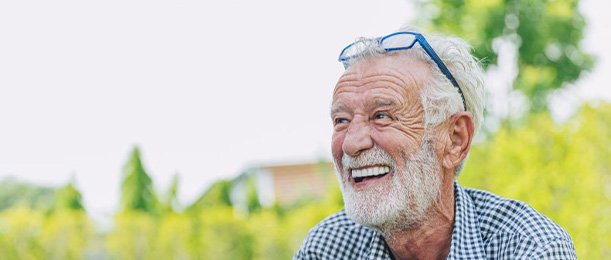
[370,130,420,161]
[391,123,425,146]
[331,132,345,163]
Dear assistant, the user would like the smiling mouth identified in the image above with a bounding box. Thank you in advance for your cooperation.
[351,166,391,183]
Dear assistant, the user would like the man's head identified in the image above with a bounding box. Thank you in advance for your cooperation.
[330,28,485,231]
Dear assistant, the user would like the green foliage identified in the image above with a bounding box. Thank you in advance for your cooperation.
[197,207,256,259]
[41,210,93,260]
[0,207,45,259]
[153,213,192,259]
[120,147,158,213]
[160,173,180,213]
[0,206,92,260]
[0,178,56,212]
[54,182,85,211]
[460,103,611,259]
[418,0,594,111]
[187,179,233,212]
[245,178,262,213]
[106,211,157,260]
[103,167,343,260]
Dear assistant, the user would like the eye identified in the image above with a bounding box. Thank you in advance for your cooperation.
[332,116,350,131]
[373,111,392,121]
[334,117,350,126]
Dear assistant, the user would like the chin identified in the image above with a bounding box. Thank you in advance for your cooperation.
[342,174,421,230]
[340,144,442,232]
[343,187,396,228]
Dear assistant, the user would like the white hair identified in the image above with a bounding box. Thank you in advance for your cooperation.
[343,26,486,176]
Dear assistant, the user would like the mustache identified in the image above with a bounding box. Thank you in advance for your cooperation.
[342,146,395,171]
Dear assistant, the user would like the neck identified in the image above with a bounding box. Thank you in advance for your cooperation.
[380,175,455,260]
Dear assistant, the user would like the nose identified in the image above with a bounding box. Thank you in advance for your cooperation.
[342,117,373,157]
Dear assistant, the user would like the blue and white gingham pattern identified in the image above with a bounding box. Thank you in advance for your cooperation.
[295,181,576,259]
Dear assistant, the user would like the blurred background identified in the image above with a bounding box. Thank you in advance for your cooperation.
[0,0,609,259]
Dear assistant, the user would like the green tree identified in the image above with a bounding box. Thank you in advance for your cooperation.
[120,147,158,213]
[245,178,262,213]
[187,179,233,212]
[108,147,161,259]
[0,178,56,212]
[418,0,594,112]
[0,179,93,260]
[460,102,611,259]
[54,180,84,211]
[43,181,92,260]
[160,173,180,213]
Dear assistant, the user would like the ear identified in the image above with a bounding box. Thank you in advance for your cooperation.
[442,112,475,170]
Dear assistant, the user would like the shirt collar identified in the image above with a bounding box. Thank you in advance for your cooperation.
[369,233,393,260]
[447,181,487,259]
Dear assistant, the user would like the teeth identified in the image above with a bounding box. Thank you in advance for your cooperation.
[351,166,390,178]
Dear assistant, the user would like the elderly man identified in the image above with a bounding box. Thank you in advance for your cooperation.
[295,28,576,259]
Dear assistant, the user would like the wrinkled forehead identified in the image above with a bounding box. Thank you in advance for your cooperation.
[333,54,433,97]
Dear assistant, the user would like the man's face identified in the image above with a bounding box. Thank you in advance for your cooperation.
[331,54,442,229]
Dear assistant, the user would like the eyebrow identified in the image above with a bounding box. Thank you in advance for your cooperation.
[330,103,349,116]
[330,97,398,117]
[370,98,396,107]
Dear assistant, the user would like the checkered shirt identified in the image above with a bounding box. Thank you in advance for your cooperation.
[294,181,576,259]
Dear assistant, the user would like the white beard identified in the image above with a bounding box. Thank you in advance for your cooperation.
[336,136,441,231]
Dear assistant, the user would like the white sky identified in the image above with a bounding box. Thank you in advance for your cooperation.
[1,0,609,218]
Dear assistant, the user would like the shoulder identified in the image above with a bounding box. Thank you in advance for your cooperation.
[294,210,379,260]
[464,188,576,259]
